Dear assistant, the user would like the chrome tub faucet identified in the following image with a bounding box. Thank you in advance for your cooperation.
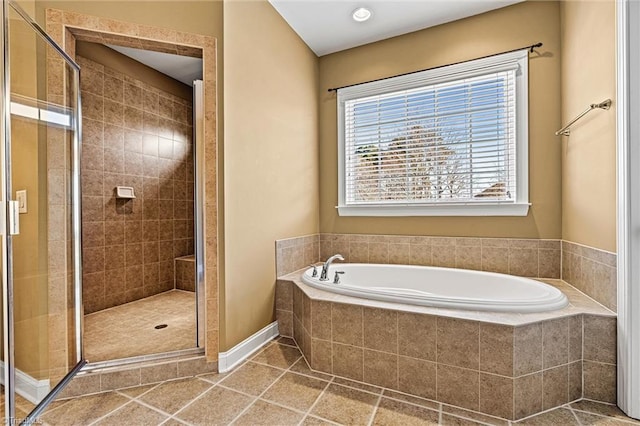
[320,254,344,281]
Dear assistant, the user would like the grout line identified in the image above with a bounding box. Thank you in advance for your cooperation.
[300,415,342,426]
[478,321,481,411]
[86,399,135,426]
[63,339,634,426]
[514,402,578,423]
[570,407,585,425]
[382,390,439,411]
[114,381,162,401]
[441,411,502,426]
[366,393,383,426]
[440,403,509,425]
[257,396,315,417]
[570,407,640,425]
[123,395,182,421]
[223,355,295,424]
[299,376,335,425]
[171,378,233,421]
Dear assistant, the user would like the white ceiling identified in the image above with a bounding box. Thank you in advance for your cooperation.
[269,0,524,56]
[106,44,203,87]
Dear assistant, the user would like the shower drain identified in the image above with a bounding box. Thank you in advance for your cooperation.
[154,324,168,329]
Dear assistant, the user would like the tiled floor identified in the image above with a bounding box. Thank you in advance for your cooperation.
[0,388,35,422]
[37,338,640,425]
[84,290,196,362]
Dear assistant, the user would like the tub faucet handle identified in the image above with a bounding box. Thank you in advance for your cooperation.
[309,264,318,278]
[333,271,345,284]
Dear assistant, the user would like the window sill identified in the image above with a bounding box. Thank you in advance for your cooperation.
[337,203,530,217]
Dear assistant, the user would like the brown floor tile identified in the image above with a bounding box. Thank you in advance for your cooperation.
[311,383,380,425]
[332,377,383,395]
[138,378,212,414]
[571,401,640,424]
[440,414,486,425]
[382,390,439,411]
[573,410,636,425]
[301,415,339,425]
[174,386,253,425]
[262,372,329,411]
[277,336,298,347]
[442,405,509,425]
[289,358,333,381]
[93,401,168,425]
[160,419,190,426]
[41,392,130,425]
[43,399,72,413]
[516,407,579,425]
[219,361,283,396]
[372,397,439,425]
[251,342,302,368]
[197,370,232,384]
[117,383,160,398]
[233,399,304,425]
[39,333,640,426]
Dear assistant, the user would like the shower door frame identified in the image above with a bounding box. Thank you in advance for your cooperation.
[617,0,640,419]
[44,9,220,367]
[1,0,86,422]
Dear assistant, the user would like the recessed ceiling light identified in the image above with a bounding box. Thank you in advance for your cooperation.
[352,7,372,23]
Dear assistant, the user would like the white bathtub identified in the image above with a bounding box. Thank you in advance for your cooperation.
[301,263,568,313]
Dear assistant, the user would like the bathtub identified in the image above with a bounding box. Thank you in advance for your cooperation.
[301,263,568,313]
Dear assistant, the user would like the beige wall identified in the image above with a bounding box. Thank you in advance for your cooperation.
[560,0,616,253]
[318,1,562,239]
[222,0,319,349]
[35,1,222,38]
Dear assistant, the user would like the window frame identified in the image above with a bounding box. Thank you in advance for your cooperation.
[337,49,530,217]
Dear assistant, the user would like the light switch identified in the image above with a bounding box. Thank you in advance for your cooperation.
[16,190,27,214]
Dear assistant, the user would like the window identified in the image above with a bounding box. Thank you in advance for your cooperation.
[337,50,530,216]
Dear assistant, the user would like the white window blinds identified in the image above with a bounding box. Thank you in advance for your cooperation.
[337,50,529,216]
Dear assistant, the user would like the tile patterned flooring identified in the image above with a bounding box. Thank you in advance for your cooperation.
[36,337,639,425]
[0,389,35,422]
[84,290,196,362]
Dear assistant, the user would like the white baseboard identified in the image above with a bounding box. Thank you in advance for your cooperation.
[218,321,279,373]
[0,361,50,405]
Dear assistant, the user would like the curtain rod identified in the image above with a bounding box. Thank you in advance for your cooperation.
[326,42,543,93]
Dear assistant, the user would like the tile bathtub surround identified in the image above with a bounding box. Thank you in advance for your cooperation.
[79,55,195,313]
[319,234,562,279]
[175,255,196,292]
[562,240,617,312]
[277,278,617,420]
[276,233,563,279]
[277,234,619,316]
[275,234,320,277]
[42,339,637,426]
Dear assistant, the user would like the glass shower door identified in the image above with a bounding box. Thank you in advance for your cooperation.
[1,0,85,423]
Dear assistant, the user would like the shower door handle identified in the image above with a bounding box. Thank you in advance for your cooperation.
[8,200,19,235]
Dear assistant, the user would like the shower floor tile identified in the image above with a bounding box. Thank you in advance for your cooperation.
[84,290,196,362]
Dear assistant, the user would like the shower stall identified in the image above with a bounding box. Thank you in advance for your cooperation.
[1,0,85,422]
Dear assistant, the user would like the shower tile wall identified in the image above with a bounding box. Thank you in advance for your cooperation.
[79,55,195,314]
